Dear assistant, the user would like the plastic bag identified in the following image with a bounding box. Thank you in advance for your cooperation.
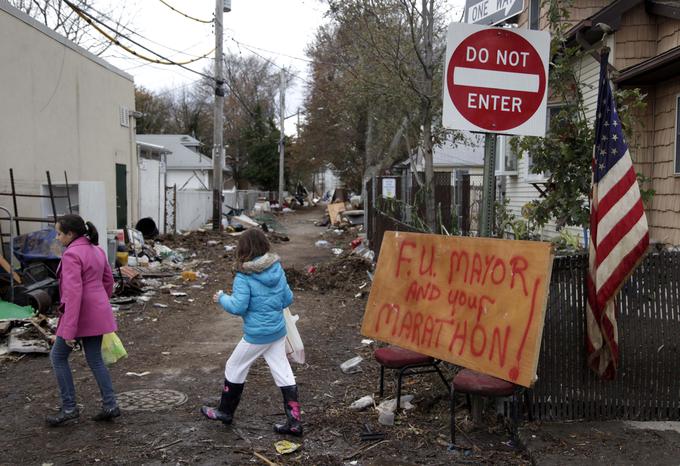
[101,332,127,366]
[283,308,305,364]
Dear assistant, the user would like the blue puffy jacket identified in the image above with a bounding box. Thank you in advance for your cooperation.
[218,253,293,344]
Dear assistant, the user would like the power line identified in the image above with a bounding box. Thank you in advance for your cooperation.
[229,39,312,86]
[63,0,215,81]
[157,0,214,24]
[75,0,213,59]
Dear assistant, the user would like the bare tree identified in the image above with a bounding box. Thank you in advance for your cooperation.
[9,0,130,56]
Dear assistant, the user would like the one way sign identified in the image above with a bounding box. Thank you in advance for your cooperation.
[465,0,524,26]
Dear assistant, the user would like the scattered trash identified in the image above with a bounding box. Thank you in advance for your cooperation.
[224,245,236,252]
[161,351,171,355]
[306,265,316,274]
[352,244,375,262]
[331,248,343,256]
[206,240,219,246]
[137,296,152,303]
[153,303,168,308]
[350,395,374,411]
[360,423,386,441]
[315,240,330,248]
[377,395,414,414]
[282,207,294,213]
[142,278,162,288]
[378,409,395,426]
[340,356,363,374]
[126,371,150,377]
[232,214,259,229]
[170,292,188,297]
[361,339,373,345]
[377,395,415,423]
[342,210,365,226]
[274,439,301,454]
[8,329,50,354]
[181,271,198,281]
[0,301,36,321]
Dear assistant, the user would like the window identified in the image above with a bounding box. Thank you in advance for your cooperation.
[675,95,680,174]
[495,136,518,175]
[529,0,540,30]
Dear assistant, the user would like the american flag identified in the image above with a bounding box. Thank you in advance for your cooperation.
[586,50,649,380]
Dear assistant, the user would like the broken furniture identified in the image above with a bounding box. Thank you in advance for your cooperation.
[11,263,59,312]
[449,368,525,445]
[374,345,449,411]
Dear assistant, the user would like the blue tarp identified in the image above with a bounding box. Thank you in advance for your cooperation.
[12,228,63,268]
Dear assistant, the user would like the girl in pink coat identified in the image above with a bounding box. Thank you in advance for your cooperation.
[47,214,120,426]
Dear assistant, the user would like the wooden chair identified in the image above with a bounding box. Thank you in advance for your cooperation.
[374,345,449,411]
[450,368,525,445]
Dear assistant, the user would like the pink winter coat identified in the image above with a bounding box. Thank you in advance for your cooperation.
[56,236,117,340]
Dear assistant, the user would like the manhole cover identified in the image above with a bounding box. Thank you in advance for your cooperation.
[117,389,188,412]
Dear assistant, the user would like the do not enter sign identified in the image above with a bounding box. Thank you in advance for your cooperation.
[442,23,550,137]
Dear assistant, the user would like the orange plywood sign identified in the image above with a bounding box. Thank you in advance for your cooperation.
[361,231,554,387]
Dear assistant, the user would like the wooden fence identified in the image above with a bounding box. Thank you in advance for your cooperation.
[368,210,680,421]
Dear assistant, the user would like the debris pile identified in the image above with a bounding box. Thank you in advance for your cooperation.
[286,253,373,292]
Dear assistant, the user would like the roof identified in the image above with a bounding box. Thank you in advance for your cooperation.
[400,131,485,170]
[615,45,680,85]
[136,134,212,170]
[566,0,680,47]
[432,132,486,168]
[0,2,132,82]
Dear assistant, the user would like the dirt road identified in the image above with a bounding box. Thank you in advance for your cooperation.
[0,207,527,465]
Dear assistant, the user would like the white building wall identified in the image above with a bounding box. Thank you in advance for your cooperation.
[0,4,136,231]
[166,170,210,191]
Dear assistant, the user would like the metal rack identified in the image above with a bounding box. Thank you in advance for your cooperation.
[0,169,73,238]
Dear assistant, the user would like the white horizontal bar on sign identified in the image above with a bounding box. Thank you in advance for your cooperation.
[453,67,539,93]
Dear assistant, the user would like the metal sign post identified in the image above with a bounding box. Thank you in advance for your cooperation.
[479,133,497,237]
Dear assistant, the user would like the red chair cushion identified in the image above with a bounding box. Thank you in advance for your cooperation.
[374,346,434,369]
[452,369,516,397]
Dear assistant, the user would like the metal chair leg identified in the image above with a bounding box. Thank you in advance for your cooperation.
[434,362,449,390]
[379,365,385,397]
[450,384,456,444]
[395,366,406,411]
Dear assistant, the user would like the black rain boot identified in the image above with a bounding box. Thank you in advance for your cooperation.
[201,379,244,425]
[274,385,303,436]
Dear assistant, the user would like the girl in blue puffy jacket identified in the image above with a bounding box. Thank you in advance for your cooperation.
[201,228,302,436]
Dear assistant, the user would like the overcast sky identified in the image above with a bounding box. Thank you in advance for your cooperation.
[100,0,466,133]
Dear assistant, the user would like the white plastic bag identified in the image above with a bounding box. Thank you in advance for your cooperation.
[283,308,305,364]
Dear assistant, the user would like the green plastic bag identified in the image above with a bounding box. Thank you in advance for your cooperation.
[101,332,127,366]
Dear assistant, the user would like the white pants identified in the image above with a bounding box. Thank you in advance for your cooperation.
[224,336,296,387]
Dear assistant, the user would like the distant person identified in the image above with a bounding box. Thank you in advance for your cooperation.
[47,214,120,426]
[201,228,302,436]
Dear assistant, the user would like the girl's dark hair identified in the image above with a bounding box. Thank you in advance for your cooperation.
[57,214,99,245]
[235,228,270,269]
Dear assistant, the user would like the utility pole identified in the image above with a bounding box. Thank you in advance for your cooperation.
[278,70,286,207]
[211,0,228,230]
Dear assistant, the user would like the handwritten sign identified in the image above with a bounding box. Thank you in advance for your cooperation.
[361,231,554,387]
